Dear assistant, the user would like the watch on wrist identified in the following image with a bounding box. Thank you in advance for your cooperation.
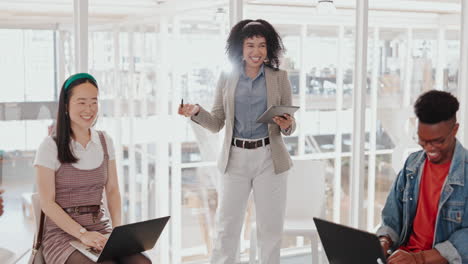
[79,227,87,237]
[379,236,393,255]
[379,236,391,244]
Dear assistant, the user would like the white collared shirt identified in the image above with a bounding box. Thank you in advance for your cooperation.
[34,129,116,171]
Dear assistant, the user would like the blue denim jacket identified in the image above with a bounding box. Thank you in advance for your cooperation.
[377,140,468,264]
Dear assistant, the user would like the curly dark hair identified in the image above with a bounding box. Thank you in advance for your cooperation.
[226,19,284,70]
[414,90,459,124]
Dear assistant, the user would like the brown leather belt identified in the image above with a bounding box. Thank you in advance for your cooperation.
[231,137,270,149]
[64,205,100,215]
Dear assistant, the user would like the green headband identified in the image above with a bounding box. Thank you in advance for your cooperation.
[64,73,97,91]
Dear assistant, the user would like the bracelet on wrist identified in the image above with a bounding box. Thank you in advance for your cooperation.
[378,236,391,245]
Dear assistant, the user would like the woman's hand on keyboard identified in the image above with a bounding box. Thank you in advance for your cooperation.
[79,231,108,251]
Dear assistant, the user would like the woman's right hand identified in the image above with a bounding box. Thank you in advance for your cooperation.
[178,103,200,117]
[79,231,108,251]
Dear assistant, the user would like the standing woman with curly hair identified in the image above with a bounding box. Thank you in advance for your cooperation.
[179,19,296,264]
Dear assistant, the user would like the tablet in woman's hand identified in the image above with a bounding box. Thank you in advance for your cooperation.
[256,106,299,124]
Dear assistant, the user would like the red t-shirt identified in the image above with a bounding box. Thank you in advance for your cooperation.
[400,159,451,252]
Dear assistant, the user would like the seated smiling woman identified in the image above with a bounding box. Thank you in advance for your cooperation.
[34,73,151,264]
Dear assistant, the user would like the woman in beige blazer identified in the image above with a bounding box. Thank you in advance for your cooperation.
[179,19,296,264]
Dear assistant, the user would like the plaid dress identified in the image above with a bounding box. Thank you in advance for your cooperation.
[42,131,112,264]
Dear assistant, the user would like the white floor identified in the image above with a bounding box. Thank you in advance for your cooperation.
[0,182,35,263]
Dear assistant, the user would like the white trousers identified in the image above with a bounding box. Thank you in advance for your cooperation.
[210,144,288,264]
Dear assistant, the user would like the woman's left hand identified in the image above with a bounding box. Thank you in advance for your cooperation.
[272,114,293,130]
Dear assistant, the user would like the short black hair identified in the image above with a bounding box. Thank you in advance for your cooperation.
[226,19,284,70]
[414,90,459,124]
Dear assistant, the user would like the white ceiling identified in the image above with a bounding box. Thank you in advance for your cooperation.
[0,0,462,29]
[0,0,227,28]
[247,0,460,14]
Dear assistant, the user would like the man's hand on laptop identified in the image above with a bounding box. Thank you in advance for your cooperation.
[387,249,424,264]
[79,231,108,251]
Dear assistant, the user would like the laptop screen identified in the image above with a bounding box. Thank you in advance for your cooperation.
[313,217,386,264]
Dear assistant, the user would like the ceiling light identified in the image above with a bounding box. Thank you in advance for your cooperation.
[316,0,336,15]
[214,7,227,23]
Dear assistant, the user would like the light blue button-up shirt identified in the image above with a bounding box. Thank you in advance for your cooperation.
[233,64,269,139]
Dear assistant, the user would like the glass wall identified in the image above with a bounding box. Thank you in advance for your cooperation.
[0,0,74,258]
[0,0,463,263]
[366,4,461,230]
[87,3,230,263]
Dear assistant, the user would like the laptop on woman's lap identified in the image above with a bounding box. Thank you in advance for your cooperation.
[70,216,170,262]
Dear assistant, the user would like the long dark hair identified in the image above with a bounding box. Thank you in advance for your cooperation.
[54,77,98,163]
[226,19,285,70]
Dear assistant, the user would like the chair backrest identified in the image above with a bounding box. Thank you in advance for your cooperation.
[31,193,42,232]
[30,193,46,264]
[285,160,326,222]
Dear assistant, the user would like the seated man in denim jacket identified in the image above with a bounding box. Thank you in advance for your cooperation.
[377,90,467,264]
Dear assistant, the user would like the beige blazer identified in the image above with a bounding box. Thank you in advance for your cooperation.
[191,66,296,175]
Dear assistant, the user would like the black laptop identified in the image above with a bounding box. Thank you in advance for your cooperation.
[70,216,170,262]
[313,217,387,264]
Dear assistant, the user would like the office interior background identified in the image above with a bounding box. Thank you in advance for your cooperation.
[1,0,468,263]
